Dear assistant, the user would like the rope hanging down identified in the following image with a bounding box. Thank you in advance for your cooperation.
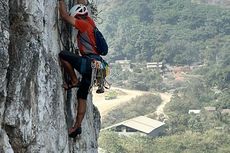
[56,3,74,129]
[57,1,76,53]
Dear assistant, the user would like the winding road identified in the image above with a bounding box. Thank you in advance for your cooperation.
[93,87,172,119]
[154,92,172,119]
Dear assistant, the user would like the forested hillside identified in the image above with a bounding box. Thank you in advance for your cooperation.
[98,0,229,66]
[97,1,230,152]
[193,0,230,7]
[97,0,230,92]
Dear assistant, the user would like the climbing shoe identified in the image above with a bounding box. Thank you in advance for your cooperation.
[69,127,82,138]
[62,81,80,90]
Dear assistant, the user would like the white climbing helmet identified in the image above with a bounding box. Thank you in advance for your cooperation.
[69,4,88,17]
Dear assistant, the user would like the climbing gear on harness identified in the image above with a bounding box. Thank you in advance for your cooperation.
[69,4,88,17]
[90,59,111,93]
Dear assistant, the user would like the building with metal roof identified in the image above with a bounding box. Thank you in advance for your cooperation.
[103,116,166,137]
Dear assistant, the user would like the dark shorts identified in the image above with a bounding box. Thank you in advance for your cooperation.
[59,51,92,100]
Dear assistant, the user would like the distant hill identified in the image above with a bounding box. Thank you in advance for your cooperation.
[97,0,230,66]
[98,0,230,6]
[192,0,230,7]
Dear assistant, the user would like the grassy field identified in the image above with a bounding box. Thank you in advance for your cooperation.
[93,87,172,120]
[93,87,148,118]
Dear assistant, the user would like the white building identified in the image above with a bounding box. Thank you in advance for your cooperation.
[146,62,163,69]
[188,110,201,114]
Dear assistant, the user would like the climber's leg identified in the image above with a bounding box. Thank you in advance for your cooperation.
[68,74,91,138]
[68,98,86,137]
[60,58,79,89]
[59,51,82,89]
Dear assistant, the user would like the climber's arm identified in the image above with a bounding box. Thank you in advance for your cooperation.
[59,0,75,26]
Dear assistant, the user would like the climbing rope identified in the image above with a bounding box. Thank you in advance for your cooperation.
[87,0,104,24]
[57,2,76,130]
[57,2,76,52]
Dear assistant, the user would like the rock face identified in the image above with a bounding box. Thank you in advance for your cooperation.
[0,0,12,151]
[0,0,101,152]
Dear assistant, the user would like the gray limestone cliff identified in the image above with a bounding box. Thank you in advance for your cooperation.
[0,0,101,152]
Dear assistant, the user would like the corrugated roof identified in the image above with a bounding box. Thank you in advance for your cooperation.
[104,116,165,134]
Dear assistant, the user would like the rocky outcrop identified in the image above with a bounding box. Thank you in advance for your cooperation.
[0,0,9,126]
[0,0,12,151]
[0,0,101,152]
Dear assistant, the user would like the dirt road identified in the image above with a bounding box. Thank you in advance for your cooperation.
[155,92,172,118]
[93,87,172,119]
[93,87,148,118]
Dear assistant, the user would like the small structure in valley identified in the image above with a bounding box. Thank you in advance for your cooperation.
[115,59,132,72]
[188,110,201,114]
[146,62,163,69]
[221,109,230,114]
[103,116,165,137]
[204,107,216,112]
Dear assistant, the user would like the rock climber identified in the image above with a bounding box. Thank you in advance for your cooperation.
[58,0,104,138]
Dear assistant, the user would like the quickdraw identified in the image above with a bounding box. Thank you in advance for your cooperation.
[89,60,111,93]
